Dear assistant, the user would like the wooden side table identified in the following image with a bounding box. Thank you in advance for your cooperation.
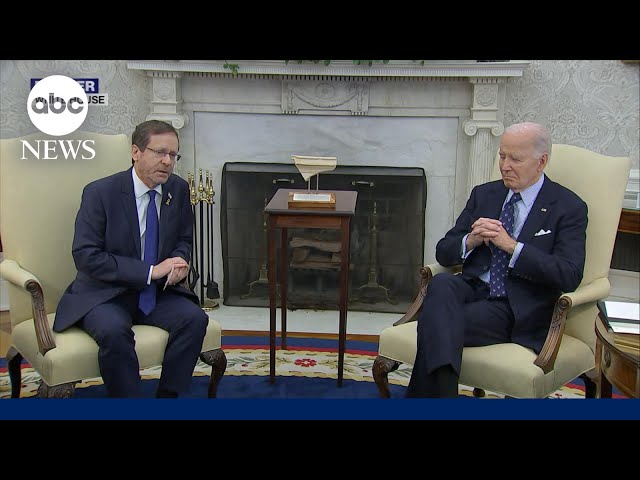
[265,188,357,387]
[595,312,640,398]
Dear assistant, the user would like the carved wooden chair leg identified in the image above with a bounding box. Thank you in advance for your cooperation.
[7,346,24,398]
[372,355,401,398]
[472,388,486,398]
[37,381,77,398]
[200,348,227,398]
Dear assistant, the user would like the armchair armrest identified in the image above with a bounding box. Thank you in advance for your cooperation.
[533,276,610,374]
[0,258,39,286]
[0,259,56,355]
[393,262,462,326]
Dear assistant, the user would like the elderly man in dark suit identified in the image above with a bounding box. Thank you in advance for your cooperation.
[55,120,208,398]
[407,122,588,397]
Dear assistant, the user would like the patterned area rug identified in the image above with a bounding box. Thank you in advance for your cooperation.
[0,335,601,399]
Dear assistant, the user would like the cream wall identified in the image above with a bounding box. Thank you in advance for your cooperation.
[1,59,638,171]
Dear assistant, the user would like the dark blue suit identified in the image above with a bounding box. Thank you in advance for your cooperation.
[407,175,587,396]
[55,168,208,397]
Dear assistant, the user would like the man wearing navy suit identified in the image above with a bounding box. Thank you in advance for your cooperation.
[55,120,208,398]
[407,122,588,397]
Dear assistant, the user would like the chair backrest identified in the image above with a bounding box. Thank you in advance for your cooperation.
[491,144,631,348]
[0,131,130,328]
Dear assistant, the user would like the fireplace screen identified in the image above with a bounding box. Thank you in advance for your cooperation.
[220,162,426,313]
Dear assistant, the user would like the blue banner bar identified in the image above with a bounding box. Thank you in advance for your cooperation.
[1,398,638,420]
[30,78,99,93]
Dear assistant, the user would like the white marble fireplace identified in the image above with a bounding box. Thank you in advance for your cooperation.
[127,60,529,300]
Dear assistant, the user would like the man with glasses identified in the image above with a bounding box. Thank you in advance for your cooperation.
[55,120,208,398]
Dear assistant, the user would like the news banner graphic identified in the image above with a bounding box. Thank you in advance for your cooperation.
[22,74,108,160]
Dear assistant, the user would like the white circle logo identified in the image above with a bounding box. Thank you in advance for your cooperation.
[27,75,88,136]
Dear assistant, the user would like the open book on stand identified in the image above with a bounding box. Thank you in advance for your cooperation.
[597,300,639,333]
[597,300,640,353]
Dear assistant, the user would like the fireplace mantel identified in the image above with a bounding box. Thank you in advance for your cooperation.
[128,60,529,196]
[128,60,529,79]
[126,60,530,281]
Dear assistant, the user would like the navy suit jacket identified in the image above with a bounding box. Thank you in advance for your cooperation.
[435,175,588,353]
[54,167,198,332]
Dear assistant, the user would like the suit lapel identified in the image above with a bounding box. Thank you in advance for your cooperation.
[517,177,556,241]
[487,182,509,219]
[120,168,141,259]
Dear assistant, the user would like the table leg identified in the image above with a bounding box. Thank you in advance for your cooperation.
[268,216,277,384]
[595,339,613,398]
[280,227,288,350]
[597,370,613,398]
[337,217,351,387]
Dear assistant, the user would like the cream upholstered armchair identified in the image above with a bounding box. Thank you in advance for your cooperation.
[0,131,226,398]
[373,144,631,398]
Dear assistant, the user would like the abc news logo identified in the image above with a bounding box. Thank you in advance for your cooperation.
[21,139,96,160]
[22,75,108,160]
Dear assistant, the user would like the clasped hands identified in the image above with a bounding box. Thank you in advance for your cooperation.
[152,257,189,290]
[466,217,517,254]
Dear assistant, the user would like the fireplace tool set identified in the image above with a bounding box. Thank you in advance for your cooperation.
[187,169,219,310]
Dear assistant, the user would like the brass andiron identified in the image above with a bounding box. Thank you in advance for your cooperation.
[351,200,397,305]
[189,171,198,206]
[242,196,278,299]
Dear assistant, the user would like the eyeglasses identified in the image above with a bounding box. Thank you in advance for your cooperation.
[145,147,181,162]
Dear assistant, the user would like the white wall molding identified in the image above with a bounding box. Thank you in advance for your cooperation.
[127,60,530,79]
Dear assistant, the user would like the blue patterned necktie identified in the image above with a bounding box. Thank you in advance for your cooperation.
[139,190,159,315]
[489,192,521,298]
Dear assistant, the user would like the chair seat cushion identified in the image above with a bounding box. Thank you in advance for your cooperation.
[11,313,222,387]
[378,321,595,398]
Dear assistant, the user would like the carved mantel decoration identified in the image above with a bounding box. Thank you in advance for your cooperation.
[145,70,189,129]
[282,81,369,115]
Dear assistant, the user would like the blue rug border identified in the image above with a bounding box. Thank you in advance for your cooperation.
[1,398,639,420]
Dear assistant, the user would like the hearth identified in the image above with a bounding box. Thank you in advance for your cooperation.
[221,162,426,313]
